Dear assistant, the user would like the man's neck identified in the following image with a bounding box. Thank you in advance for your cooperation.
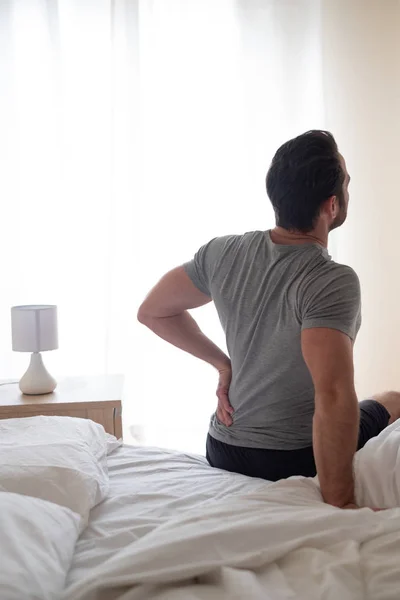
[270,226,328,248]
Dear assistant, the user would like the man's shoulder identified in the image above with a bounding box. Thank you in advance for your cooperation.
[322,260,360,286]
[302,257,361,300]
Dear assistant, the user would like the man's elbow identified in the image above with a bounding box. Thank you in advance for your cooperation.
[314,387,358,415]
[137,299,181,325]
[137,304,151,326]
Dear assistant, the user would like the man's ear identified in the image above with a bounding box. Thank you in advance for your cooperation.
[323,195,338,220]
[331,195,339,218]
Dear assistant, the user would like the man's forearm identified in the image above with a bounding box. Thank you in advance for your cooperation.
[138,310,230,371]
[313,391,359,507]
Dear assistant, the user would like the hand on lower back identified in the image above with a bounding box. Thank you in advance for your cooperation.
[216,363,234,426]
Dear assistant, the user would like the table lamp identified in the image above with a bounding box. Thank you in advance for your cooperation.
[11,305,58,395]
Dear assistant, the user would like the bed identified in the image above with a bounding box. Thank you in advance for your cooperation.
[2,416,400,600]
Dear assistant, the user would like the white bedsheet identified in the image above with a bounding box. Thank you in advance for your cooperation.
[66,422,400,600]
[67,445,271,585]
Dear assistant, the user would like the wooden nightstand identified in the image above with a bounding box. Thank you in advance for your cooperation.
[0,374,124,438]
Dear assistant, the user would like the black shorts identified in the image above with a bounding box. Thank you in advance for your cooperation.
[206,399,390,481]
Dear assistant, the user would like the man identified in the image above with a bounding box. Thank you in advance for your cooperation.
[138,130,400,509]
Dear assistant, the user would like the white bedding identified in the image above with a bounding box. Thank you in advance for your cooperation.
[0,416,109,521]
[0,416,111,599]
[0,492,80,600]
[3,415,400,599]
[67,445,271,585]
[66,422,400,600]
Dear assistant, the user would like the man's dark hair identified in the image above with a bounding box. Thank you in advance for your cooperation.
[266,130,345,232]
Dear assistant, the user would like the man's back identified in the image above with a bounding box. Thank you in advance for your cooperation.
[185,230,361,450]
[139,130,395,506]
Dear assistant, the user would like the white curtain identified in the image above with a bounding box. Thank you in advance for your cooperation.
[321,0,400,400]
[1,0,397,454]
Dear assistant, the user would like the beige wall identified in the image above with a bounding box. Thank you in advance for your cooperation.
[323,0,400,396]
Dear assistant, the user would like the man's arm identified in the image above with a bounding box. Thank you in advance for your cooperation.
[301,327,359,508]
[138,266,233,423]
[137,266,229,368]
[137,266,229,369]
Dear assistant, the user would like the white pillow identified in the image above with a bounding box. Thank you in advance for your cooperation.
[0,415,108,458]
[0,416,109,522]
[0,491,80,600]
[355,418,400,509]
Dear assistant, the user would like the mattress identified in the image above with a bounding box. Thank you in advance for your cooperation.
[67,443,271,586]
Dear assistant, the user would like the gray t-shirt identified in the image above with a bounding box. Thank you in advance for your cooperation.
[184,230,361,450]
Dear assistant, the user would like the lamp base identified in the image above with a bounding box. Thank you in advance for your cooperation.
[19,352,57,395]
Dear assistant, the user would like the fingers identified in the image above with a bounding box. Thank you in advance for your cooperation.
[216,368,234,427]
[216,392,233,426]
[217,388,234,414]
[216,407,233,427]
[216,389,233,426]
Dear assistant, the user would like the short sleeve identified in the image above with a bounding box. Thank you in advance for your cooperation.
[300,265,362,341]
[183,237,229,296]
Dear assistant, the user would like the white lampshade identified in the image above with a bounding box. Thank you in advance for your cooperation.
[11,305,58,353]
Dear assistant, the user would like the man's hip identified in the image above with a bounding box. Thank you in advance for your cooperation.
[206,399,390,481]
